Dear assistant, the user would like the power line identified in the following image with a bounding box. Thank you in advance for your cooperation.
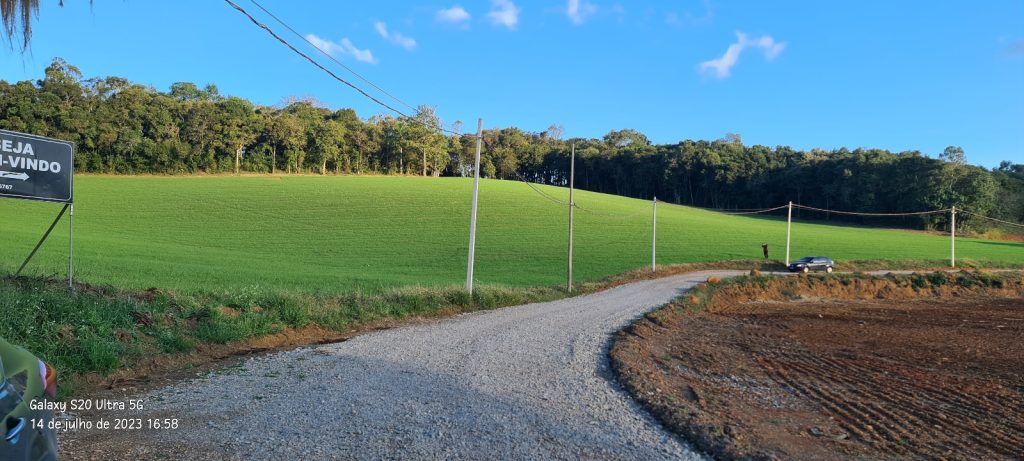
[575,205,651,221]
[792,204,950,217]
[659,200,789,215]
[224,0,464,137]
[246,0,419,115]
[721,204,790,215]
[658,200,789,214]
[511,170,572,206]
[958,211,1024,228]
[223,0,406,116]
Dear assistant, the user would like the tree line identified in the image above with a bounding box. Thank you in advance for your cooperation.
[2,58,1021,232]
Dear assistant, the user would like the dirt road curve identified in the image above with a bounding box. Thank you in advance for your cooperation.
[62,271,748,460]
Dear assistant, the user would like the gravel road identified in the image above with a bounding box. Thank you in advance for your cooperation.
[61,271,748,460]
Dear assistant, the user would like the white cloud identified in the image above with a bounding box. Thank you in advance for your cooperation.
[339,38,377,64]
[305,34,378,64]
[699,32,786,79]
[374,22,416,50]
[567,0,597,25]
[305,34,342,56]
[699,37,746,79]
[436,5,471,23]
[753,35,785,60]
[487,0,520,30]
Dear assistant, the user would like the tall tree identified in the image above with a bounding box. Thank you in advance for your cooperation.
[267,112,303,174]
[217,97,259,174]
[308,118,345,175]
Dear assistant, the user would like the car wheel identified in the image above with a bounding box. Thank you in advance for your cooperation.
[826,266,833,273]
[802,266,809,274]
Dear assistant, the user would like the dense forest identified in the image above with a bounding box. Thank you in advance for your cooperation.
[2,59,1022,232]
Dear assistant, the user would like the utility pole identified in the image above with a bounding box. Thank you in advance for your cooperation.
[652,196,657,272]
[950,206,956,268]
[785,201,793,265]
[466,118,483,294]
[567,143,576,293]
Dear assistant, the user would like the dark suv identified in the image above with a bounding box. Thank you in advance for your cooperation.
[788,256,835,273]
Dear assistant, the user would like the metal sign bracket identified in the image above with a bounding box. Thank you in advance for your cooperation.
[15,203,73,288]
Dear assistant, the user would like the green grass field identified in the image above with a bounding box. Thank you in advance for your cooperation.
[0,175,1021,294]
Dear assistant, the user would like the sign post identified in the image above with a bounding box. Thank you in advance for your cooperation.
[0,130,75,288]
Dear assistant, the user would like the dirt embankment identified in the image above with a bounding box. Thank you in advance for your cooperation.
[611,272,1024,461]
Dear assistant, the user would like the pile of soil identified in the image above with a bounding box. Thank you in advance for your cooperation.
[611,273,1024,460]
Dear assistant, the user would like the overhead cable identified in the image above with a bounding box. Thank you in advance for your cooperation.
[224,0,463,136]
[246,0,419,114]
[793,204,950,217]
[959,210,1024,229]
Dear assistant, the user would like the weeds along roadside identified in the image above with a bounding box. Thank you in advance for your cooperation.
[0,277,571,399]
[3,259,1023,398]
[644,269,1024,322]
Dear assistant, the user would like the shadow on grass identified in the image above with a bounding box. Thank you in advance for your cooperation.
[971,240,1024,249]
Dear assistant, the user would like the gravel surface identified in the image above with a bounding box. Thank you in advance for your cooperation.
[61,271,748,460]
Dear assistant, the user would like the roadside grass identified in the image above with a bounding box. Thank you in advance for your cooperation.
[0,275,567,398]
[0,176,1020,295]
[3,261,1022,399]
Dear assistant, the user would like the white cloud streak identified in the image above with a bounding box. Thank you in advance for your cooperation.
[567,0,597,25]
[699,32,786,78]
[374,22,416,50]
[436,5,471,23]
[305,34,378,64]
[487,0,520,30]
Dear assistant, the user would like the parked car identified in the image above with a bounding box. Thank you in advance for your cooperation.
[0,337,58,461]
[788,256,835,273]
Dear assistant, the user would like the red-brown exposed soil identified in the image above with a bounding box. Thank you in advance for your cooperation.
[611,277,1024,460]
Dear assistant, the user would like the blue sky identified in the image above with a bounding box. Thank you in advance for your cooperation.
[2,0,1022,167]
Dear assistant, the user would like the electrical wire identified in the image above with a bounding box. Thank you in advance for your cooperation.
[246,0,419,114]
[720,205,790,215]
[696,205,787,213]
[959,210,1024,229]
[658,200,789,214]
[224,0,464,137]
[510,170,572,206]
[224,0,405,116]
[792,204,950,217]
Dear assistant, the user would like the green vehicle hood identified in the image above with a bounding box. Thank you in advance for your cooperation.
[0,337,46,420]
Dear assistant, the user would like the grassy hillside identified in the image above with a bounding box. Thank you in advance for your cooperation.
[0,175,1020,294]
